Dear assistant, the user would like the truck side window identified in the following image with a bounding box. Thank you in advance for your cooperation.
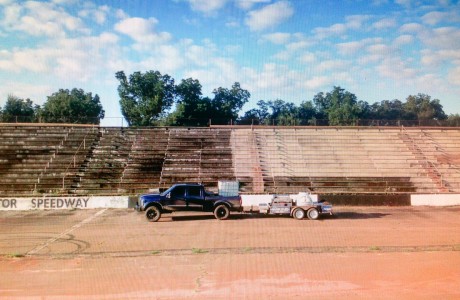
[171,186,186,198]
[188,186,201,198]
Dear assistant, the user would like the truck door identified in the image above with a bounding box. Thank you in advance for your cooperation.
[165,186,187,210]
[186,186,204,210]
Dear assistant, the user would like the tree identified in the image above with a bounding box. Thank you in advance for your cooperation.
[313,86,364,126]
[40,89,104,124]
[239,100,270,125]
[446,114,460,127]
[116,70,175,126]
[1,95,39,122]
[368,99,404,120]
[170,78,211,126]
[403,93,447,123]
[297,100,317,125]
[210,82,250,124]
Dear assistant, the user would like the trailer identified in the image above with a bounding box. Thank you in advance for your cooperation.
[255,193,333,220]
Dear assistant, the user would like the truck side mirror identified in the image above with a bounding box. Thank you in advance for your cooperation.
[166,193,171,199]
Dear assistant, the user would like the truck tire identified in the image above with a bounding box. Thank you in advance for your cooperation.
[292,207,305,220]
[214,204,230,220]
[307,208,319,220]
[145,206,161,222]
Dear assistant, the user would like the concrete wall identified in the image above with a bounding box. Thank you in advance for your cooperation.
[0,196,129,211]
[411,194,460,206]
[1,194,459,210]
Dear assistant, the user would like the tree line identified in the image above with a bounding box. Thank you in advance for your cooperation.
[1,69,459,126]
[0,89,104,124]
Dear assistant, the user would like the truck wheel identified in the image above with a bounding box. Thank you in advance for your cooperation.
[292,208,305,220]
[145,206,161,222]
[307,208,319,220]
[214,204,230,220]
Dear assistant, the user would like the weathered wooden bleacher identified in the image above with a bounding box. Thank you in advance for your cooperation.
[0,124,459,198]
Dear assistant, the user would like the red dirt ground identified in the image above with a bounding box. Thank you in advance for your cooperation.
[1,206,460,299]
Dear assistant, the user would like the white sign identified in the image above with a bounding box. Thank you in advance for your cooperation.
[0,196,130,211]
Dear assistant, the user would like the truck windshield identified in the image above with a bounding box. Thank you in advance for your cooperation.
[160,186,176,196]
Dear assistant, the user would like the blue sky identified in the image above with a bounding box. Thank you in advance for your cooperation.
[0,0,459,126]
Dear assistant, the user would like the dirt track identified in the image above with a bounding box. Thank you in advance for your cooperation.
[1,206,460,299]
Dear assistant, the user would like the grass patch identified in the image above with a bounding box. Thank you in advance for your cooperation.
[5,253,25,258]
[369,246,381,251]
[151,250,162,255]
[192,248,208,254]
[243,247,253,253]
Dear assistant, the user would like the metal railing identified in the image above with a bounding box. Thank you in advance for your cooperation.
[61,127,98,190]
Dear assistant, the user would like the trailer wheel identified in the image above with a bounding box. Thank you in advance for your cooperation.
[292,208,305,220]
[214,204,230,220]
[145,206,161,222]
[307,208,319,220]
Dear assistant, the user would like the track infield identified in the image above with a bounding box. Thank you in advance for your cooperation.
[1,206,460,299]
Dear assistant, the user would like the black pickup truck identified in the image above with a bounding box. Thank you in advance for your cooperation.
[136,183,242,222]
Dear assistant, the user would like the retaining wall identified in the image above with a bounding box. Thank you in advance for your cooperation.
[1,194,459,210]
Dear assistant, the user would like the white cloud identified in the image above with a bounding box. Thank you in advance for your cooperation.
[376,57,416,81]
[313,15,370,39]
[272,37,314,61]
[421,49,460,67]
[315,60,351,72]
[336,41,365,56]
[1,1,88,37]
[245,1,294,31]
[422,11,444,25]
[114,17,172,47]
[186,0,228,14]
[298,52,315,63]
[261,32,291,45]
[448,66,460,85]
[393,34,414,46]
[236,0,270,10]
[79,5,110,25]
[424,27,460,49]
[336,38,382,56]
[0,32,120,82]
[302,76,331,90]
[0,81,53,105]
[371,18,397,30]
[395,0,412,7]
[399,22,424,33]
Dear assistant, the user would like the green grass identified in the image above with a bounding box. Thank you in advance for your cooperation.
[151,250,162,255]
[5,253,25,258]
[369,246,381,251]
[191,248,208,254]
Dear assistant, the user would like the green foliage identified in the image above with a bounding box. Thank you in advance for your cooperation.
[369,99,404,120]
[170,78,211,126]
[40,89,104,124]
[403,93,447,121]
[210,82,250,124]
[1,95,38,122]
[447,114,460,127]
[166,80,250,126]
[314,86,364,126]
[116,70,175,126]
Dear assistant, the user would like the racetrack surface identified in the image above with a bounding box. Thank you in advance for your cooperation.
[1,206,460,299]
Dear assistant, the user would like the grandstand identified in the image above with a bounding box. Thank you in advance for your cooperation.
[1,124,459,202]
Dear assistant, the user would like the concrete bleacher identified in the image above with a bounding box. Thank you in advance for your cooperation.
[0,125,99,195]
[228,127,460,194]
[159,128,236,191]
[0,124,459,198]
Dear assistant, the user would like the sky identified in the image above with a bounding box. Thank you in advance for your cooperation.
[0,0,459,126]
